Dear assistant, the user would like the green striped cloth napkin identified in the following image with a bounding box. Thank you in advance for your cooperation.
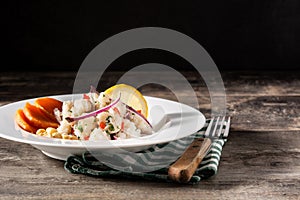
[64,120,227,184]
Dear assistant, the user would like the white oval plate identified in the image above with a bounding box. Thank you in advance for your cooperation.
[0,94,205,160]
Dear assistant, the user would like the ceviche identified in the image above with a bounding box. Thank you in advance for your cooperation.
[15,84,153,140]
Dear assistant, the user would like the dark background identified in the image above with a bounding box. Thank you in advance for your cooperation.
[1,0,300,71]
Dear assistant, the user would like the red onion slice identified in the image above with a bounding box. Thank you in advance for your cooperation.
[89,85,99,95]
[65,95,121,122]
[126,105,152,128]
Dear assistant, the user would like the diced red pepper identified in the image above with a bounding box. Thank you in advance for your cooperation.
[83,94,90,100]
[121,121,124,131]
[137,110,142,114]
[99,121,106,129]
[113,107,120,115]
[84,135,90,140]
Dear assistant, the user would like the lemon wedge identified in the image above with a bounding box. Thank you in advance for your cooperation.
[104,84,148,117]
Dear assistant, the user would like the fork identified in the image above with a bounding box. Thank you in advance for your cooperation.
[168,116,231,183]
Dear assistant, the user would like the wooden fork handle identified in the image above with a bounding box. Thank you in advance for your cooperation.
[168,138,212,183]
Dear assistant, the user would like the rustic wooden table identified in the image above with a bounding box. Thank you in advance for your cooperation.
[0,71,299,200]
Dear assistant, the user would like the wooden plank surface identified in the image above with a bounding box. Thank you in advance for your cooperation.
[1,71,299,131]
[0,71,299,199]
[0,131,299,200]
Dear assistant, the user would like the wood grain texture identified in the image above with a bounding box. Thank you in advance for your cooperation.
[0,71,299,199]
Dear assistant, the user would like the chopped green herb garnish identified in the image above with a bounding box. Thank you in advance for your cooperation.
[108,124,115,131]
[77,125,83,133]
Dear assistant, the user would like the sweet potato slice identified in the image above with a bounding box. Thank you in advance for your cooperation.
[15,109,38,133]
[23,102,59,129]
[34,97,62,122]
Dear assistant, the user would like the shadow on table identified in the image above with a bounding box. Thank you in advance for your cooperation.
[70,130,299,190]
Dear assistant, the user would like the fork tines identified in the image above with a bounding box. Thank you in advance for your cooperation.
[204,116,231,139]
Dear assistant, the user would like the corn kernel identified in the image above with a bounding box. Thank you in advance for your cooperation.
[69,135,78,140]
[46,127,57,135]
[36,129,51,137]
[62,134,78,140]
[51,132,62,139]
[36,129,46,136]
